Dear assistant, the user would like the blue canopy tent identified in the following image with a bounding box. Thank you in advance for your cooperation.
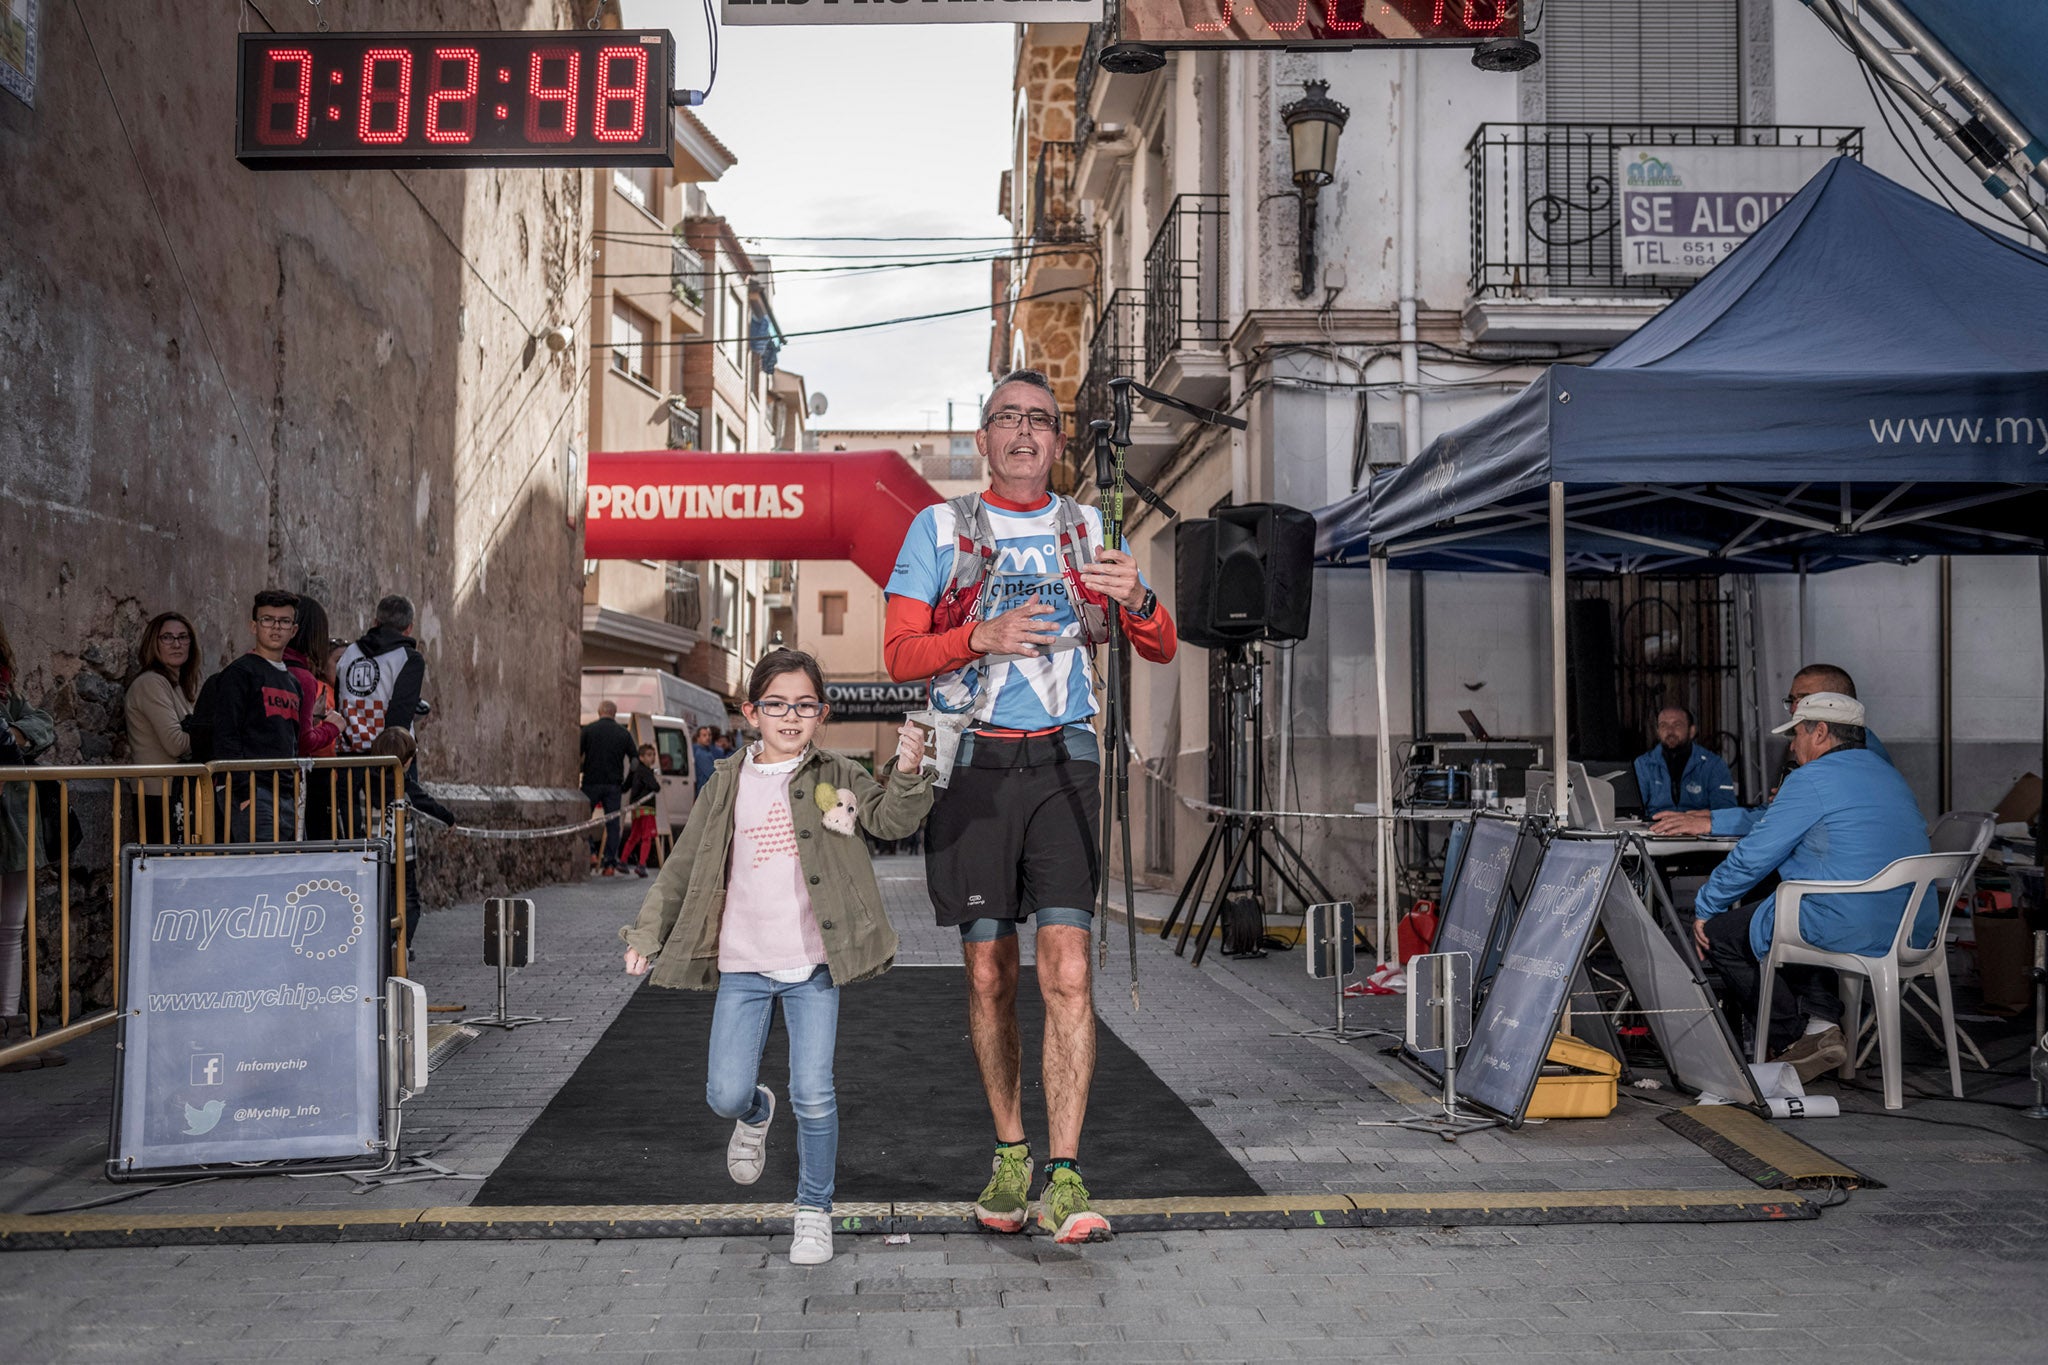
[1313,158,2048,945]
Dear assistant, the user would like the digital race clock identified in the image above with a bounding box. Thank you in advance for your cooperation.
[235,31,675,170]
[1116,0,1521,47]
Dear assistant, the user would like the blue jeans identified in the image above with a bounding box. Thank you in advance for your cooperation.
[705,965,840,1211]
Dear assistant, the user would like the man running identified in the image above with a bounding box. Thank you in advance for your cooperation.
[883,368,1177,1244]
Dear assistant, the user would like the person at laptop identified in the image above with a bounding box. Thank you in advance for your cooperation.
[1633,707,1737,820]
[1651,664,1892,837]
[1690,693,1929,1081]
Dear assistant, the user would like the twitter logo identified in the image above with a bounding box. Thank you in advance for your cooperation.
[183,1099,225,1135]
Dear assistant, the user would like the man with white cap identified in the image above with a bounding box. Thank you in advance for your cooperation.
[1691,692,1931,1081]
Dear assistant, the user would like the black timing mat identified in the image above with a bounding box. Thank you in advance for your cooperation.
[473,966,1260,1206]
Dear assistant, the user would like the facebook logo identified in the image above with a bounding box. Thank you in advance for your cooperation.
[191,1054,224,1087]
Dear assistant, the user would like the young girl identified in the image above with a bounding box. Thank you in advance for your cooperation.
[621,648,933,1265]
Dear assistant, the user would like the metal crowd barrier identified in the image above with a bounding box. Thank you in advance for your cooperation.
[0,755,407,1067]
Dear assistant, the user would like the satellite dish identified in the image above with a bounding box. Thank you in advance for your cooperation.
[808,392,829,417]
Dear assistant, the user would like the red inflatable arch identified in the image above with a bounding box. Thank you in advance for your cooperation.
[582,450,945,586]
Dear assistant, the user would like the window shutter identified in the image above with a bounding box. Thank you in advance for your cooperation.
[1544,0,1742,123]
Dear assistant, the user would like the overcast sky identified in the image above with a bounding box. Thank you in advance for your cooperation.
[628,4,1015,432]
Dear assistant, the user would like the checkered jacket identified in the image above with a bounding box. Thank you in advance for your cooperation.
[333,626,425,754]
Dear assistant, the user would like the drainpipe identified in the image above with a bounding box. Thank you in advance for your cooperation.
[1399,52,1426,742]
[1940,556,1953,813]
[1398,51,1422,465]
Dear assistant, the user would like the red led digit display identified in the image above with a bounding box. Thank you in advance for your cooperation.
[235,31,673,170]
[425,48,480,145]
[525,47,580,143]
[1121,0,1520,46]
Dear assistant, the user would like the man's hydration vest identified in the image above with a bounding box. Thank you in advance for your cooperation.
[928,493,1113,649]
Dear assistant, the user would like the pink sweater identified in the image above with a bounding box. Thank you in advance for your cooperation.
[717,754,828,977]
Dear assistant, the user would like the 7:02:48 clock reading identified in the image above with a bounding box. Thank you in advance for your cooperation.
[235,30,674,170]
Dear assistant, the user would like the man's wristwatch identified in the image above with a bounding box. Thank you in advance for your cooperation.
[1127,588,1158,621]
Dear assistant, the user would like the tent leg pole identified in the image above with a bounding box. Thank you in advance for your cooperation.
[1372,554,1395,969]
[1939,556,1953,814]
[1550,482,1569,821]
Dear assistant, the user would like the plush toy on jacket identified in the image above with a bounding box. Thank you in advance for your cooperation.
[814,781,859,836]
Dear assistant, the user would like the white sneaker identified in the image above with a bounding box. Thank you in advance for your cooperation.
[726,1086,774,1185]
[790,1207,833,1265]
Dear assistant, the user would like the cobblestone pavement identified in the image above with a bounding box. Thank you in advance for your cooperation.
[5,860,2046,1361]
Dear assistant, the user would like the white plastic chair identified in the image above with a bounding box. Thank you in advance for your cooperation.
[1756,850,1979,1109]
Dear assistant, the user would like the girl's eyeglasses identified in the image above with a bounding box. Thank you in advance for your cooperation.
[755,699,824,718]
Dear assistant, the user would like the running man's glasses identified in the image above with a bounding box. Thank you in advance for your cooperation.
[984,409,1062,432]
[755,699,824,718]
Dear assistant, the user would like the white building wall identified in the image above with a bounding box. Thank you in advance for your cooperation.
[1081,10,2044,906]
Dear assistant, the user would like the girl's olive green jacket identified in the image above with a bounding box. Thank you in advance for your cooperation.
[619,745,935,990]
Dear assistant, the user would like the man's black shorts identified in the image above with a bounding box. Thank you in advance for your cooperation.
[924,732,1101,929]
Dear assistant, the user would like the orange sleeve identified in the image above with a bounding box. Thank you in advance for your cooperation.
[1122,599,1178,664]
[884,593,983,682]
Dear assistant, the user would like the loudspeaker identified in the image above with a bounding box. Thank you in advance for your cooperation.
[1174,502,1317,648]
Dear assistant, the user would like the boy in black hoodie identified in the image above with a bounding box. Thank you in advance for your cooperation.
[208,589,303,841]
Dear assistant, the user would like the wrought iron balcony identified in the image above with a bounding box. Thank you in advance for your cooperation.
[1075,0,1118,145]
[1033,139,1089,245]
[1069,288,1146,481]
[671,238,705,309]
[666,402,700,451]
[1143,194,1228,377]
[1073,288,1145,429]
[664,565,702,632]
[1468,123,1863,300]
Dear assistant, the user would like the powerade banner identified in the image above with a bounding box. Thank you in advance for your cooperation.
[1618,144,1836,277]
[824,680,927,723]
[113,849,385,1174]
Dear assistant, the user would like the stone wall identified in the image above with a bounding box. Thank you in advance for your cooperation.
[2,0,589,787]
[1,3,597,1027]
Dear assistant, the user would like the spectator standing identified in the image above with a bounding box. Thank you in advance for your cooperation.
[334,595,426,755]
[123,611,200,844]
[286,597,342,837]
[333,595,426,837]
[368,727,455,958]
[209,590,303,841]
[620,742,662,877]
[692,725,721,797]
[580,700,636,876]
[2,612,62,1060]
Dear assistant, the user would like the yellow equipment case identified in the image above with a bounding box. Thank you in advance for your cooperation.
[1525,1034,1622,1119]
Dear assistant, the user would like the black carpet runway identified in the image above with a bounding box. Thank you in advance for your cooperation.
[473,965,1261,1206]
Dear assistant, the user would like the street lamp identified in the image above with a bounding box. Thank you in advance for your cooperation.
[1280,80,1350,297]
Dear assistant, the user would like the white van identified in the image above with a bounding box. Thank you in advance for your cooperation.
[581,668,730,838]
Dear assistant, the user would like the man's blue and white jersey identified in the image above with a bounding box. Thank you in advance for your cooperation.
[887,495,1138,732]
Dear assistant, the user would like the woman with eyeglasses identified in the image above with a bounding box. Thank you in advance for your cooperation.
[124,611,202,843]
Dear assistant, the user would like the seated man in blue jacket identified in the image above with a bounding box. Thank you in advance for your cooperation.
[1633,706,1738,819]
[1652,663,1892,838]
[1692,692,1929,1081]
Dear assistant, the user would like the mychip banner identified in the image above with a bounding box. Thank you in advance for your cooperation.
[112,848,387,1176]
[1618,145,1837,277]
[722,0,1104,25]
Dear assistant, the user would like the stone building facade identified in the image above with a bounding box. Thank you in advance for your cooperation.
[1,1,601,1015]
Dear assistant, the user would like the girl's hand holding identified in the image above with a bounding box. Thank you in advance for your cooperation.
[896,719,927,772]
[623,947,653,976]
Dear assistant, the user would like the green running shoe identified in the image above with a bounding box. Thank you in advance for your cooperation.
[1037,1165,1112,1244]
[975,1142,1033,1233]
